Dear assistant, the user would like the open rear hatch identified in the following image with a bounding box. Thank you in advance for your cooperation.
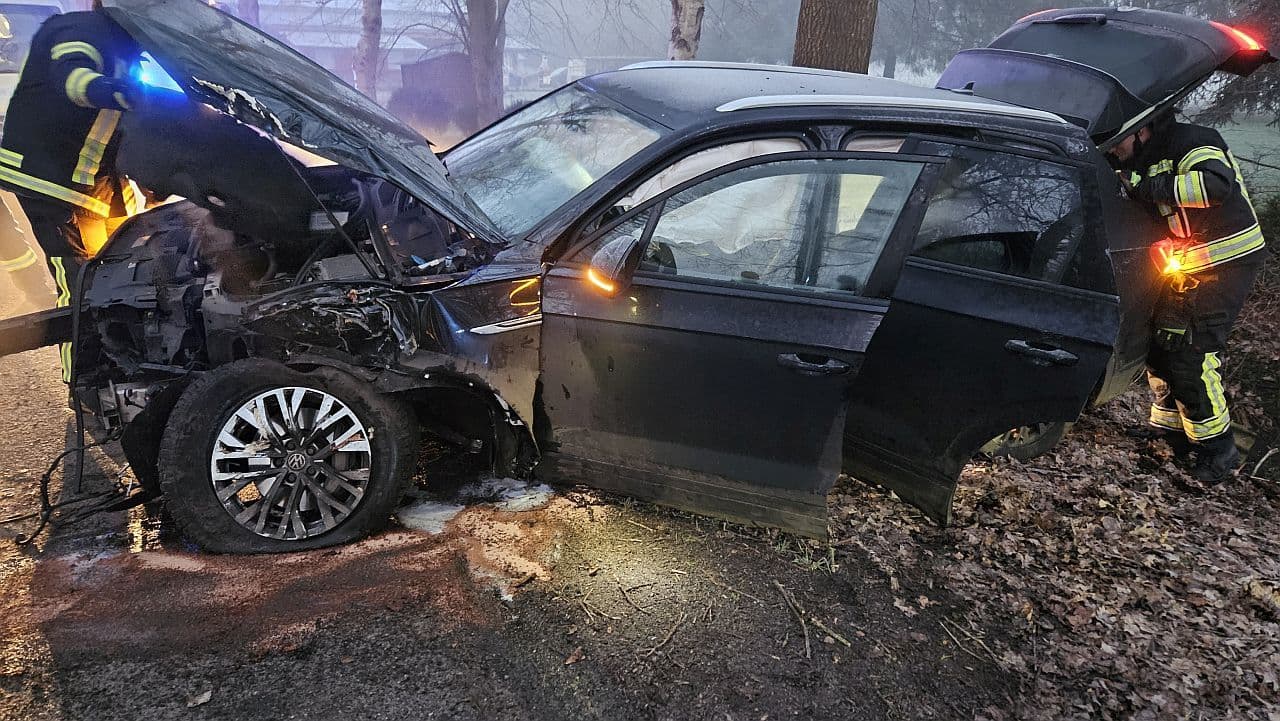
[937,7,1275,146]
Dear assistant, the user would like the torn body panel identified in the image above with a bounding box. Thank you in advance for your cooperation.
[397,264,544,448]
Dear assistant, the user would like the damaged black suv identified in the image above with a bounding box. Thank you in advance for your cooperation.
[5,1,1273,552]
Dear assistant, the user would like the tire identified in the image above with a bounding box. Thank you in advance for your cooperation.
[982,421,1072,462]
[119,379,187,500]
[157,358,419,553]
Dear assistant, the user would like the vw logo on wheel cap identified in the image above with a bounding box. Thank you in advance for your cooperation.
[285,452,309,471]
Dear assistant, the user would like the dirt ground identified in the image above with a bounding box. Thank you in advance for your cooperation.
[0,281,1018,720]
[1,254,1277,721]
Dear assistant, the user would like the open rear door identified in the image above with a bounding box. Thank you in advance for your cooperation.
[937,8,1275,144]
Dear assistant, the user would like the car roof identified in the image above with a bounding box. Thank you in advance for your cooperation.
[579,61,1072,132]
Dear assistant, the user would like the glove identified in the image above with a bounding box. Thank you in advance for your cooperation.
[1128,174,1172,205]
[85,76,140,111]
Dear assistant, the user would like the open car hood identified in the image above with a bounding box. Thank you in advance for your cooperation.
[102,0,499,243]
[937,7,1275,144]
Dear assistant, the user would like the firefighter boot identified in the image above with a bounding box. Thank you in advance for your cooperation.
[1127,426,1193,457]
[1193,432,1241,485]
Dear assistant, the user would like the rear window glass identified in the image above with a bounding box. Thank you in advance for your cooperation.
[992,23,1189,102]
[913,147,1092,288]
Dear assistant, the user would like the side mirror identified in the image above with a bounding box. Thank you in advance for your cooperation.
[585,235,644,297]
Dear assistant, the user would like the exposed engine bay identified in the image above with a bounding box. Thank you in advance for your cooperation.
[78,157,496,434]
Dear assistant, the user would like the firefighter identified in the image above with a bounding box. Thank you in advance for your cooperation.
[0,193,52,309]
[1109,111,1266,484]
[0,0,142,380]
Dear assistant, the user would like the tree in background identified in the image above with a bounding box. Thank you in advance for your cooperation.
[355,0,382,96]
[455,0,510,129]
[792,0,877,73]
[237,0,259,26]
[1193,0,1279,127]
[669,0,706,60]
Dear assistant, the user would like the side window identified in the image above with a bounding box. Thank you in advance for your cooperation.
[912,147,1087,286]
[576,157,924,296]
[813,161,921,294]
[642,162,815,289]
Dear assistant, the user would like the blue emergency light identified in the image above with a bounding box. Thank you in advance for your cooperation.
[134,52,183,93]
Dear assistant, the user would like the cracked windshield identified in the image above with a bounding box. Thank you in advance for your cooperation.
[445,86,667,236]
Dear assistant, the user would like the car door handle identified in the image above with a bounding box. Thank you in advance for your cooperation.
[777,353,851,377]
[1004,339,1079,367]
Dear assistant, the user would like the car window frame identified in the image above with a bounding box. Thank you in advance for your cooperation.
[553,130,817,253]
[563,150,945,302]
[894,138,1105,290]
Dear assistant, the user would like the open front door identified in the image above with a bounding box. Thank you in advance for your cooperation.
[536,153,931,536]
[843,142,1120,525]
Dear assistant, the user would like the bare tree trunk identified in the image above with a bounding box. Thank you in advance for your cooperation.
[792,0,878,74]
[881,44,897,78]
[668,0,705,61]
[467,0,509,128]
[237,0,259,26]
[354,0,383,97]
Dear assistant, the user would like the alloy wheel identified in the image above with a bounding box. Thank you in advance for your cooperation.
[210,386,373,540]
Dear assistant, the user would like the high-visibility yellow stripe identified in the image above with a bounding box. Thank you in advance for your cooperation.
[0,148,23,168]
[0,247,37,271]
[1203,353,1228,418]
[1177,146,1229,174]
[1175,171,1212,208]
[1149,405,1182,431]
[1226,150,1258,214]
[51,257,73,382]
[0,163,110,216]
[1183,411,1230,440]
[120,179,142,216]
[1177,223,1266,273]
[65,67,101,108]
[71,109,121,185]
[1177,352,1231,441]
[51,256,70,307]
[1165,205,1190,239]
[1184,353,1231,440]
[50,41,104,72]
[1147,159,1175,177]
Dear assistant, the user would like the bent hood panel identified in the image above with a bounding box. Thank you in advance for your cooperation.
[938,7,1275,141]
[102,0,498,241]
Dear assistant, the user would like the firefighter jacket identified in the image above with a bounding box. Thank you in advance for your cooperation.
[1127,121,1266,274]
[0,11,140,218]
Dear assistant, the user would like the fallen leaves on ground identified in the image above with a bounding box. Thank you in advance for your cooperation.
[830,255,1280,720]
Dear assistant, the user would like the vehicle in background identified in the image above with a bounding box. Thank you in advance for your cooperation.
[0,0,64,120]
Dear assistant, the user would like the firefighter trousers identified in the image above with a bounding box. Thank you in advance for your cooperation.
[1146,254,1264,443]
[0,193,52,306]
[15,194,93,383]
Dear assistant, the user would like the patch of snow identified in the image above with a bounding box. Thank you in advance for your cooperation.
[62,549,122,581]
[135,552,206,573]
[395,497,464,534]
[459,478,557,512]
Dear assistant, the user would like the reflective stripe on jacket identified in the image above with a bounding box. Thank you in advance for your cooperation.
[0,11,138,216]
[1133,122,1265,273]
